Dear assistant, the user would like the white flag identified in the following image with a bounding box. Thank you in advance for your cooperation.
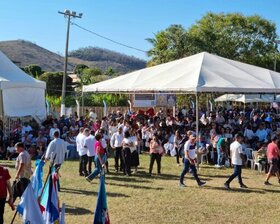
[17,183,45,224]
[60,203,66,224]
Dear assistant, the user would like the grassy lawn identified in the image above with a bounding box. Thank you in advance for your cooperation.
[3,154,280,224]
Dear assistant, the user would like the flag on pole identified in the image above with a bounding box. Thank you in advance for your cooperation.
[17,182,45,224]
[45,172,60,224]
[31,159,45,198]
[93,171,110,224]
[60,203,66,224]
[40,167,60,224]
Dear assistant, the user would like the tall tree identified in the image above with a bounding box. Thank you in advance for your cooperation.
[24,64,43,78]
[39,72,73,96]
[147,25,189,66]
[147,13,279,70]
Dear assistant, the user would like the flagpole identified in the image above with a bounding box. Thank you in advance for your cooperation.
[38,154,56,202]
[10,210,17,224]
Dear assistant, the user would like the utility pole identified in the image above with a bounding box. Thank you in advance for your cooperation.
[58,9,82,116]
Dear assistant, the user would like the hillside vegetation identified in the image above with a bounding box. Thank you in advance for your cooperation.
[0,40,146,73]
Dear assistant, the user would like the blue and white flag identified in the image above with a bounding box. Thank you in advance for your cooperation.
[60,203,66,224]
[31,159,45,198]
[93,172,110,224]
[17,182,45,224]
[44,172,60,224]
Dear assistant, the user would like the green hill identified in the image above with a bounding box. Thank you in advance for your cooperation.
[0,40,146,73]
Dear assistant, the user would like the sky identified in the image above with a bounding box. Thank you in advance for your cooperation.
[1,0,280,60]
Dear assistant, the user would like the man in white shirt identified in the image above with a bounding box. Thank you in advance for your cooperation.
[224,133,248,189]
[110,127,124,172]
[45,131,67,191]
[22,123,32,135]
[45,131,67,166]
[76,127,88,176]
[179,134,206,187]
[89,109,97,122]
[84,130,96,174]
[49,124,60,140]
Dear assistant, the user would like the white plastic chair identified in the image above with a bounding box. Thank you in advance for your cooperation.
[245,148,254,169]
[201,153,208,164]
[252,151,263,174]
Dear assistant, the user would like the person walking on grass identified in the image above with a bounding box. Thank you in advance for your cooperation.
[110,126,124,173]
[179,134,206,187]
[149,134,164,176]
[15,142,32,179]
[224,133,248,190]
[0,165,13,224]
[45,131,67,191]
[264,135,280,185]
[86,133,107,182]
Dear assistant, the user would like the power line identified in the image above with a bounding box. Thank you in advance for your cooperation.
[71,22,148,53]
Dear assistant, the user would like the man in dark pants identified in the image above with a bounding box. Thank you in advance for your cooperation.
[224,133,248,189]
[0,165,13,224]
[123,147,132,176]
[85,130,96,174]
[110,127,124,172]
[76,128,88,176]
[179,134,206,187]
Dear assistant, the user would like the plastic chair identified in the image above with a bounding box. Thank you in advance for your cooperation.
[245,148,254,169]
[201,153,208,164]
[252,151,263,174]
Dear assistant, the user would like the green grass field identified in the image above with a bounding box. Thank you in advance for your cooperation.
[2,154,280,224]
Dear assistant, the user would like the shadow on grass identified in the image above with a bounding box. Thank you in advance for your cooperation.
[136,171,179,180]
[0,163,15,169]
[202,185,280,194]
[106,174,151,183]
[199,174,248,180]
[60,187,130,197]
[107,182,164,190]
[65,205,92,215]
[203,186,265,194]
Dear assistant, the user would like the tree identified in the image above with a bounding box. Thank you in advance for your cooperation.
[24,64,43,78]
[104,67,116,76]
[73,64,89,75]
[147,13,279,70]
[80,67,104,85]
[147,24,189,65]
[39,72,73,96]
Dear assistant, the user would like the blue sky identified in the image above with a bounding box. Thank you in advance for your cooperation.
[0,0,280,60]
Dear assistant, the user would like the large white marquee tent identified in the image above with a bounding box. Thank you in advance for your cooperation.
[0,51,46,121]
[83,52,280,134]
[83,52,280,94]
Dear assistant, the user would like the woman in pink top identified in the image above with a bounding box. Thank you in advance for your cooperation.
[149,134,164,176]
[264,135,280,185]
[86,133,106,182]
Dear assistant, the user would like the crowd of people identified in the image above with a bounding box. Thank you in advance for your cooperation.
[1,105,280,223]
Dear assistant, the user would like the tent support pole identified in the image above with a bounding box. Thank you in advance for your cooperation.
[0,90,4,119]
[195,93,199,138]
[0,90,5,150]
[81,89,84,117]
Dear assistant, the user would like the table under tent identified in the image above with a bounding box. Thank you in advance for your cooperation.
[83,52,280,136]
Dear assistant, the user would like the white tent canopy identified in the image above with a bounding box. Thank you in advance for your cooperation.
[83,52,280,94]
[0,51,46,120]
[214,94,280,104]
[83,52,280,136]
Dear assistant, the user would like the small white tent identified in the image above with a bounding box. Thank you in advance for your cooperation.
[214,94,280,104]
[0,51,46,121]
